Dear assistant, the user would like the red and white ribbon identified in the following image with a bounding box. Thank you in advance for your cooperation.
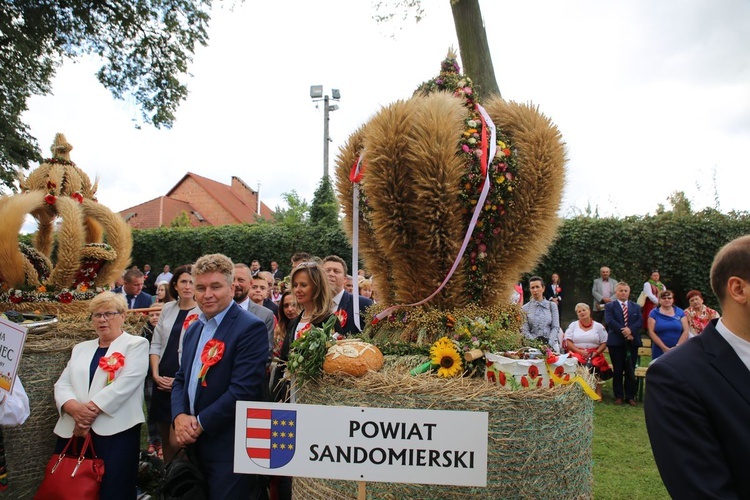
[372,104,497,324]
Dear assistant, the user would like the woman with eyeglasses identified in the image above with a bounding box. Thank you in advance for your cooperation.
[52,292,149,499]
[647,289,689,360]
[148,264,200,462]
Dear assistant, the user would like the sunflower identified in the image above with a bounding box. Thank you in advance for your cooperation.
[430,337,463,378]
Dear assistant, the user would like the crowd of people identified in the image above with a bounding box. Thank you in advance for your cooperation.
[6,242,746,498]
[519,266,720,406]
[45,252,375,499]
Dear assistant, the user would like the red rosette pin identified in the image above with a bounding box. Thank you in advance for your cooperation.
[295,322,312,341]
[334,309,347,328]
[197,339,225,387]
[183,314,199,331]
[99,352,125,385]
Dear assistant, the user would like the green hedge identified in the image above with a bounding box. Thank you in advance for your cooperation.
[104,209,750,313]
[533,209,750,314]
[130,222,352,277]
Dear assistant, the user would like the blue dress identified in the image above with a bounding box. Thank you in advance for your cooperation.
[650,307,685,360]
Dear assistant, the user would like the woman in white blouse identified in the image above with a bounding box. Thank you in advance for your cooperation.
[565,303,609,399]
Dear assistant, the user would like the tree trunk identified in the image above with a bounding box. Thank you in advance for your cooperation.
[450,0,501,100]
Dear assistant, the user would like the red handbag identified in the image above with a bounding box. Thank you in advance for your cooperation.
[34,433,105,499]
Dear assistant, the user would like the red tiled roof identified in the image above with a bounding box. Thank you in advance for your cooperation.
[119,196,210,229]
[167,172,272,224]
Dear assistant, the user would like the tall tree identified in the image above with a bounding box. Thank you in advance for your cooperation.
[373,0,500,98]
[309,175,339,226]
[273,190,310,226]
[0,0,212,190]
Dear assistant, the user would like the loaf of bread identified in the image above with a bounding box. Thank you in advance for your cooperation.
[323,340,384,377]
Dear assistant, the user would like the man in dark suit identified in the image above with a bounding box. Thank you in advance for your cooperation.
[269,260,283,281]
[323,255,373,336]
[121,268,153,309]
[604,281,643,406]
[645,235,750,498]
[172,254,269,499]
[142,263,157,294]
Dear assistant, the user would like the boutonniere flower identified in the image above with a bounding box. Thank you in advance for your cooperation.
[198,339,225,387]
[296,322,312,340]
[183,314,199,331]
[99,352,125,385]
[334,309,347,328]
[556,286,562,294]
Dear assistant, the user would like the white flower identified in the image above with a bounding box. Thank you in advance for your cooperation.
[467,119,478,128]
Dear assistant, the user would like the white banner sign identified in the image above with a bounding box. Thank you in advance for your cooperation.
[234,402,488,487]
[0,317,28,395]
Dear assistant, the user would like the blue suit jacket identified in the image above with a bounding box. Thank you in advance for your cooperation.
[171,302,269,462]
[337,291,373,335]
[604,299,643,347]
[645,321,750,498]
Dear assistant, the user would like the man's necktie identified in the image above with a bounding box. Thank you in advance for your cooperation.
[622,302,629,326]
[126,294,135,308]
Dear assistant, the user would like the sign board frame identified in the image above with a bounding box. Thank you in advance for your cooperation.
[234,401,488,487]
[0,317,28,395]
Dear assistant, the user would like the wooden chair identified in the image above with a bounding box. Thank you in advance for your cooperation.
[635,337,652,401]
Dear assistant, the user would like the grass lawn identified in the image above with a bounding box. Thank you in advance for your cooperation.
[592,375,669,499]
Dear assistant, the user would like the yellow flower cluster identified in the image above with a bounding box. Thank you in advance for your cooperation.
[430,337,463,378]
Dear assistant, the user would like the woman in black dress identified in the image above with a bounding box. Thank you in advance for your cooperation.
[148,265,200,462]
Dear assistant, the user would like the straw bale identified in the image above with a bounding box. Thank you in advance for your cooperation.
[294,357,593,499]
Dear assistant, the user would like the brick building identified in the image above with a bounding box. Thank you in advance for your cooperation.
[119,172,274,228]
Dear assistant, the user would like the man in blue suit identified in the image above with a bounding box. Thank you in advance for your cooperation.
[323,255,373,336]
[604,282,643,406]
[646,235,750,498]
[121,268,153,309]
[172,254,269,499]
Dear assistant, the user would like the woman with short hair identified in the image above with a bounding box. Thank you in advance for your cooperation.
[53,292,148,499]
[647,289,689,360]
[521,276,562,351]
[682,290,720,339]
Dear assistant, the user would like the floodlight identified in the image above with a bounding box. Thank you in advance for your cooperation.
[329,104,339,112]
[310,85,323,99]
[331,88,341,100]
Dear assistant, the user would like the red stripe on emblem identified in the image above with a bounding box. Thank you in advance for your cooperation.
[247,447,271,459]
[247,408,272,419]
[246,427,271,439]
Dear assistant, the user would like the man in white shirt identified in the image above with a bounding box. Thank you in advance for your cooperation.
[155,265,173,285]
[1,377,29,490]
[645,235,750,498]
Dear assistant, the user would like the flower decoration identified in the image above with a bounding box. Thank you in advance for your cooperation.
[71,192,84,204]
[429,336,463,378]
[296,322,312,340]
[44,194,57,205]
[198,339,225,387]
[99,352,125,385]
[183,314,199,331]
[412,53,520,300]
[57,291,73,303]
[334,309,348,328]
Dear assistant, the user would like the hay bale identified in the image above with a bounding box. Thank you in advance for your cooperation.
[294,356,593,499]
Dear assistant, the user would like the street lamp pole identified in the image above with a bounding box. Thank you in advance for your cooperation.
[323,94,330,179]
[310,85,340,179]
